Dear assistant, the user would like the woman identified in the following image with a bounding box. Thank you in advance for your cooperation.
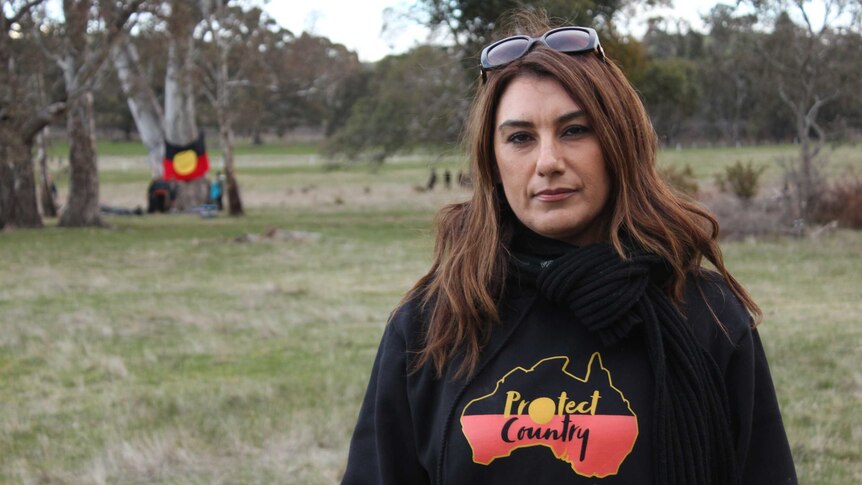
[342,14,797,485]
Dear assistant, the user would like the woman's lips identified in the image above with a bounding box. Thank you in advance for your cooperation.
[534,188,577,202]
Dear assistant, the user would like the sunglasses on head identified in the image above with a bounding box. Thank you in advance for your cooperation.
[479,26,605,81]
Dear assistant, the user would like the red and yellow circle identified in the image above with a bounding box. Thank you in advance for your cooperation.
[173,150,198,176]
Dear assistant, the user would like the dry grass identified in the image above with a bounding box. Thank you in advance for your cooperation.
[2,145,861,484]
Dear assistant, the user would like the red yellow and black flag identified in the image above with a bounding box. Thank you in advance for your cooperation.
[163,133,210,181]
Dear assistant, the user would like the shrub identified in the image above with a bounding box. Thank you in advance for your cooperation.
[776,154,828,222]
[704,193,785,240]
[815,172,862,229]
[659,163,699,196]
[715,160,767,201]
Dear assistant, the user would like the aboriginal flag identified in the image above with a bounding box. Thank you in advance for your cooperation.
[163,132,210,181]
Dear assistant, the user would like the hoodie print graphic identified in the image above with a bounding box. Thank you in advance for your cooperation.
[460,352,638,478]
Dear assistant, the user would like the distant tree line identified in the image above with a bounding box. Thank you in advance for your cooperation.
[327,1,862,161]
[19,0,862,156]
[2,0,860,230]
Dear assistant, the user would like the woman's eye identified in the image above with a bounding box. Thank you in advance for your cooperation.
[508,132,533,144]
[563,125,590,137]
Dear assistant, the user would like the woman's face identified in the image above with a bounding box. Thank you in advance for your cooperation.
[494,75,611,246]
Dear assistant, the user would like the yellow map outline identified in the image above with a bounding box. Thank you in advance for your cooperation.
[459,352,639,478]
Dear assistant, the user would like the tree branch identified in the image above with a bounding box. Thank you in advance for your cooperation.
[71,0,146,92]
[752,37,793,75]
[777,83,800,114]
[23,101,66,143]
[795,0,818,37]
[6,0,47,28]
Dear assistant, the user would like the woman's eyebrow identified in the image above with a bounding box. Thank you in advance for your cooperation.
[497,110,586,132]
[497,119,533,131]
[557,110,586,124]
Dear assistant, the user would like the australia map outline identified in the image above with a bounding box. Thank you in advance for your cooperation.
[460,352,638,478]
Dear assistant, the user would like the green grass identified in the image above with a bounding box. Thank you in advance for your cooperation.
[657,142,862,188]
[3,143,861,484]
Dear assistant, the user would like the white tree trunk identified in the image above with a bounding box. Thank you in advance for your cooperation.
[164,32,198,145]
[162,0,205,208]
[112,34,165,177]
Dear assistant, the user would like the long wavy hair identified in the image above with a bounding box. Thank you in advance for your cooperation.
[405,14,762,379]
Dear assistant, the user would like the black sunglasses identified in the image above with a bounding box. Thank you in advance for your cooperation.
[479,26,605,81]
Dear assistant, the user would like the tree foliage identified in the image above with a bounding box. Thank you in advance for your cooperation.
[637,57,699,142]
[325,45,466,163]
[5,0,862,229]
[261,33,365,138]
[414,0,662,61]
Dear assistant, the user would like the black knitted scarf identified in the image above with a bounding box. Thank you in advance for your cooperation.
[509,224,737,485]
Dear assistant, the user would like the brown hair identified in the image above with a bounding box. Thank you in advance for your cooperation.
[405,14,762,379]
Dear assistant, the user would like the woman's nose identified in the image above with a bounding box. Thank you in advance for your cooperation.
[535,139,565,177]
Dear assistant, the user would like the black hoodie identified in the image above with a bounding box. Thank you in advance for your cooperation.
[342,274,797,485]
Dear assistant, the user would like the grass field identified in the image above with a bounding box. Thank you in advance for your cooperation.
[2,143,861,484]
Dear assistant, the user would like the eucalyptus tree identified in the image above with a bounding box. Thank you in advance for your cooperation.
[55,0,146,227]
[163,0,199,153]
[110,18,166,177]
[0,0,141,229]
[1,1,53,228]
[110,0,296,214]
[108,0,208,210]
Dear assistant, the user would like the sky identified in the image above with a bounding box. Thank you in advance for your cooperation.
[261,0,428,62]
[261,0,734,63]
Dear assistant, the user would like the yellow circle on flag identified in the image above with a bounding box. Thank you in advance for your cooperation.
[528,397,556,425]
[174,150,198,176]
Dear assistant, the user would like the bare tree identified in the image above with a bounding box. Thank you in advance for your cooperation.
[198,0,264,216]
[750,0,862,221]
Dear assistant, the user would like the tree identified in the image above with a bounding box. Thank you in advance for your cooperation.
[748,0,862,220]
[344,0,666,163]
[0,0,140,229]
[325,45,466,163]
[412,0,668,65]
[164,0,199,148]
[111,27,166,177]
[197,0,276,215]
[637,57,699,143]
[699,5,760,144]
[56,0,145,227]
[259,32,365,138]
[1,1,55,229]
